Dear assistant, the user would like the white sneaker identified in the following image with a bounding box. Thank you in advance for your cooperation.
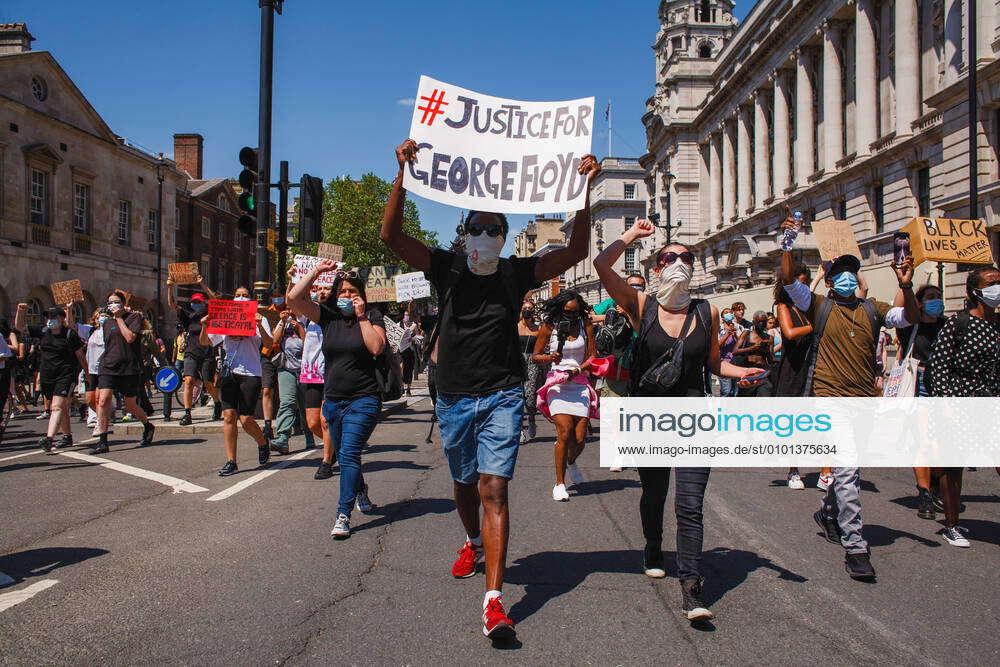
[519,429,529,444]
[941,525,970,548]
[552,484,570,502]
[787,473,805,490]
[92,426,102,437]
[609,466,623,473]
[331,513,351,539]
[35,411,50,420]
[817,474,833,491]
[566,463,584,486]
[355,488,376,514]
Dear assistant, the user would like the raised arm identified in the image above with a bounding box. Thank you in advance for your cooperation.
[379,139,431,273]
[196,275,219,301]
[535,155,600,282]
[167,276,180,311]
[594,219,654,324]
[776,303,813,341]
[255,312,273,349]
[287,260,333,324]
[14,302,27,333]
[532,322,559,366]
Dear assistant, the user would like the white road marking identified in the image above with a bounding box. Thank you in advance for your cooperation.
[0,579,59,613]
[58,451,209,494]
[0,451,39,462]
[206,448,319,502]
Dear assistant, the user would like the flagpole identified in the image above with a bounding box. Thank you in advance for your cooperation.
[608,100,612,157]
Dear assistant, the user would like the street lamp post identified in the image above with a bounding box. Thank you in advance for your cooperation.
[595,238,604,301]
[649,212,683,244]
[155,156,165,331]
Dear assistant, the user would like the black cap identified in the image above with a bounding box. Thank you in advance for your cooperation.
[44,306,65,319]
[827,254,861,277]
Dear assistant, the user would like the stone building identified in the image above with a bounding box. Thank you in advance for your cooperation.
[513,214,566,257]
[641,0,1000,314]
[0,23,187,326]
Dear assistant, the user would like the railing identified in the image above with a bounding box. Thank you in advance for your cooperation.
[913,111,943,132]
[73,234,91,253]
[31,225,50,246]
[870,132,897,153]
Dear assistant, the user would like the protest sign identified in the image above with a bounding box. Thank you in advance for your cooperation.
[291,255,342,286]
[403,75,595,214]
[383,316,404,353]
[360,265,400,302]
[317,243,343,262]
[206,299,257,336]
[811,219,862,261]
[394,271,431,301]
[118,290,147,310]
[50,279,84,305]
[902,217,994,266]
[168,262,200,285]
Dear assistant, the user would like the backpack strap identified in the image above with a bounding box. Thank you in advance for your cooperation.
[498,257,524,320]
[859,298,880,343]
[629,295,659,395]
[425,252,467,359]
[801,296,834,396]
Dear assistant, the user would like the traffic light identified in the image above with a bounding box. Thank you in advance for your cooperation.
[237,147,258,236]
[299,174,323,243]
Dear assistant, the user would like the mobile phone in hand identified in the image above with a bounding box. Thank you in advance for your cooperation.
[744,369,770,382]
[892,232,912,267]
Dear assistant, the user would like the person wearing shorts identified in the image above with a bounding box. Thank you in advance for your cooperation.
[167,274,221,424]
[297,280,336,480]
[202,291,273,476]
[94,291,155,454]
[259,286,285,441]
[268,310,314,454]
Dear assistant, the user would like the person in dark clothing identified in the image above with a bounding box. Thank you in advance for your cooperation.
[594,219,763,622]
[166,274,222,424]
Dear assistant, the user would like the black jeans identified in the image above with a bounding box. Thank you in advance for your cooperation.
[637,467,710,581]
[401,348,415,385]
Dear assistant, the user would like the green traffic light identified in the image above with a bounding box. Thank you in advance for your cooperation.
[247,195,255,211]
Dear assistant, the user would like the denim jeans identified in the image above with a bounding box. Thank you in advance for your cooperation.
[820,467,868,553]
[274,368,313,447]
[637,467,711,581]
[323,395,381,517]
[718,377,738,397]
[436,384,524,483]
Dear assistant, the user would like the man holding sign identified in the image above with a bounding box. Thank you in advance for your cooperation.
[382,136,599,641]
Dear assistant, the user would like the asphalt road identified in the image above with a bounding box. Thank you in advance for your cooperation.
[1,388,999,665]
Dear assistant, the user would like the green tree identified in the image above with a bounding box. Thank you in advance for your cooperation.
[301,172,438,270]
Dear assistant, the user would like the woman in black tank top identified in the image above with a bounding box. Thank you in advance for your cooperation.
[595,224,766,622]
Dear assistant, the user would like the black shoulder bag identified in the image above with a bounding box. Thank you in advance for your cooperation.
[636,301,698,396]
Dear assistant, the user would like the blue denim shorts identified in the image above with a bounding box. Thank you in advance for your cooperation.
[436,384,524,484]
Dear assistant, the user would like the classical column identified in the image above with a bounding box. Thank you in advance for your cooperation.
[737,105,752,214]
[894,0,920,136]
[772,69,792,193]
[822,21,844,171]
[722,120,736,223]
[710,132,723,228]
[855,0,878,153]
[795,47,815,185]
[753,90,771,206]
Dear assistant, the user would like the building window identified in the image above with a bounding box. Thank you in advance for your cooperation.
[202,216,211,238]
[175,208,181,233]
[624,216,635,231]
[917,167,931,216]
[73,183,90,234]
[873,184,884,234]
[698,0,712,22]
[624,183,636,200]
[671,37,683,54]
[219,259,228,293]
[837,199,847,221]
[217,194,229,212]
[147,209,158,248]
[30,76,48,101]
[625,247,636,272]
[26,299,43,328]
[698,42,712,58]
[118,200,131,245]
[30,168,48,226]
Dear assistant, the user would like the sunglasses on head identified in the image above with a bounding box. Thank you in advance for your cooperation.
[657,251,695,266]
[465,222,504,237]
[335,270,359,279]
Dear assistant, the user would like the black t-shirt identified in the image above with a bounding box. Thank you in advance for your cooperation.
[426,248,540,395]
[177,307,212,359]
[319,302,386,400]
[30,325,83,381]
[896,318,945,365]
[99,312,144,376]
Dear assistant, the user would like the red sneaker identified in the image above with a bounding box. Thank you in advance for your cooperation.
[482,596,516,639]
[451,540,483,578]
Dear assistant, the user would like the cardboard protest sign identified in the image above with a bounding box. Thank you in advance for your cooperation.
[291,255,342,286]
[811,219,862,261]
[394,271,431,301]
[168,262,200,285]
[360,265,400,302]
[902,217,994,266]
[383,316,404,353]
[50,279,84,305]
[117,290,147,310]
[206,299,257,336]
[403,75,595,214]
[317,243,343,262]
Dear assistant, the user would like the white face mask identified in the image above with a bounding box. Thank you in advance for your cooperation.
[465,233,505,276]
[976,284,1000,308]
[654,260,693,311]
[234,296,250,302]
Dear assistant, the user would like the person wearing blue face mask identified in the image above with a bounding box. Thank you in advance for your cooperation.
[779,208,921,582]
[166,274,222,425]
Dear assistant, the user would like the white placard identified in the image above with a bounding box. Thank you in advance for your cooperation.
[291,255,343,286]
[394,271,432,301]
[383,316,404,353]
[403,75,594,214]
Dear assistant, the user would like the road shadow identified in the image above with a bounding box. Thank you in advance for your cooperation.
[950,519,1000,547]
[572,477,641,496]
[0,547,108,588]
[361,460,431,474]
[504,548,806,623]
[365,443,419,455]
[861,524,940,548]
[351,497,454,534]
[800,472,879,493]
[890,493,1000,511]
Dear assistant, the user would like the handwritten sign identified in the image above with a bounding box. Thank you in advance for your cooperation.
[50,279,83,305]
[168,262,200,285]
[902,217,994,266]
[317,243,343,262]
[383,316,404,353]
[206,299,257,336]
[394,271,431,301]
[404,75,594,214]
[811,219,862,261]
[118,290,147,310]
[291,255,343,286]
[361,265,400,302]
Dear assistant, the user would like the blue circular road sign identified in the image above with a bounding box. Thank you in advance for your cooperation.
[155,367,181,394]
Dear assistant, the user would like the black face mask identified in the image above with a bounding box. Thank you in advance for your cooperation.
[521,309,534,320]
[754,322,767,333]
[563,311,580,322]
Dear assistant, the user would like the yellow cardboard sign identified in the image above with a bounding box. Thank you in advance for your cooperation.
[811,220,862,262]
[902,217,993,266]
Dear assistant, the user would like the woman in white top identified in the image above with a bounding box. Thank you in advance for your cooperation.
[296,280,337,480]
[531,291,597,501]
[200,286,273,477]
[83,308,106,431]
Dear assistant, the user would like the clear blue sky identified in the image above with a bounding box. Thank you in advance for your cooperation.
[5,0,752,253]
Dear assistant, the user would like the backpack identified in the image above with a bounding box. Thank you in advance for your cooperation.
[800,296,880,396]
[629,297,711,396]
[596,308,633,357]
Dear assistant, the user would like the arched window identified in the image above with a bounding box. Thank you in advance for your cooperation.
[217,194,229,212]
[698,41,712,58]
[26,299,43,328]
[699,0,712,22]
